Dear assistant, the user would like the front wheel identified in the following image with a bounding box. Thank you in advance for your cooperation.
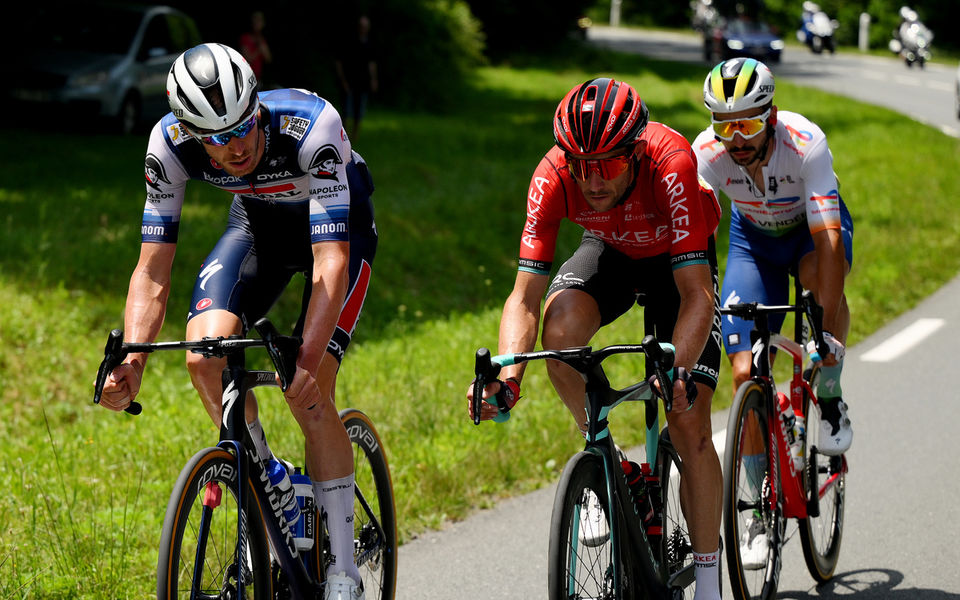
[657,428,697,599]
[799,366,845,582]
[723,382,781,600]
[548,451,639,600]
[340,409,398,600]
[157,447,273,599]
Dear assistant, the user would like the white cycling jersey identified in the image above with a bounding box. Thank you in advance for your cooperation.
[692,110,841,237]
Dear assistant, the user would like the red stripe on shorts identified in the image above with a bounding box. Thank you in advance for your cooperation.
[336,259,372,335]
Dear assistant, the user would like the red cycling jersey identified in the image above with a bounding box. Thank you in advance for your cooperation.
[519,122,722,275]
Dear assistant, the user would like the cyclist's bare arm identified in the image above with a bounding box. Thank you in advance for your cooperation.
[498,270,549,382]
[670,262,714,411]
[285,239,350,410]
[810,227,848,339]
[99,242,176,411]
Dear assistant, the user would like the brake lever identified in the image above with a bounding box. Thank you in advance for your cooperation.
[472,348,501,425]
[642,335,676,413]
[255,318,301,392]
[93,329,142,415]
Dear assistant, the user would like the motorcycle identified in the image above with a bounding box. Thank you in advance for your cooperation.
[889,6,933,68]
[796,1,838,54]
[691,0,719,33]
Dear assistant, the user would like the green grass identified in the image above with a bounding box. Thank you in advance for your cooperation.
[2,45,959,597]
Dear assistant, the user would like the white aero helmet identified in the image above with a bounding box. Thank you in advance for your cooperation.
[703,57,775,114]
[167,43,259,134]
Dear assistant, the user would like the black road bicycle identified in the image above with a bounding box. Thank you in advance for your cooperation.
[472,336,698,600]
[93,318,397,600]
[720,281,847,600]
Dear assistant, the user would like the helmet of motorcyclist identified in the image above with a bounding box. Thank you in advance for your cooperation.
[553,77,649,155]
[167,43,259,135]
[703,57,775,114]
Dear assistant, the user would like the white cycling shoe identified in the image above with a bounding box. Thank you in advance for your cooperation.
[739,514,769,571]
[324,572,365,600]
[578,490,610,548]
[818,398,852,456]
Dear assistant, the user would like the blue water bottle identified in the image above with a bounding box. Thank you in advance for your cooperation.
[290,469,315,551]
[267,458,301,530]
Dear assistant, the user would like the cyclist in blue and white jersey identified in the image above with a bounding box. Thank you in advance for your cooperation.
[99,43,375,600]
[693,57,853,569]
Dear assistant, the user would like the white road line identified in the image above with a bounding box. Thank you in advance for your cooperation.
[860,317,945,362]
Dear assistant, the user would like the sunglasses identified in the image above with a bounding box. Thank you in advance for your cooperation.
[711,109,771,141]
[565,153,633,182]
[192,112,259,146]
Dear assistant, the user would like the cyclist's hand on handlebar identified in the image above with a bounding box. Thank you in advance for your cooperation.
[648,367,698,412]
[279,366,323,411]
[466,378,520,421]
[806,331,845,366]
[98,362,142,412]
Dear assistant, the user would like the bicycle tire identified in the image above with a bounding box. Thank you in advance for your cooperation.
[657,428,696,599]
[339,408,398,600]
[157,446,272,600]
[548,451,642,600]
[723,381,781,600]
[798,365,845,582]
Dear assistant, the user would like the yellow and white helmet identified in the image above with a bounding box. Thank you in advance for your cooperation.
[703,58,775,114]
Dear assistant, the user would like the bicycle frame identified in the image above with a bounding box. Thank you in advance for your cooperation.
[93,318,391,599]
[730,286,848,522]
[474,337,688,597]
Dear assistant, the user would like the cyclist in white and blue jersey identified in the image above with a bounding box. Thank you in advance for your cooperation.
[693,58,853,571]
[99,43,375,600]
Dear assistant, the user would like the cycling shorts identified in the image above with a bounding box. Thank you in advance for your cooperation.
[546,231,722,389]
[187,163,377,364]
[721,198,853,355]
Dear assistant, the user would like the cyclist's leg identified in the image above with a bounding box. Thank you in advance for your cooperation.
[645,238,723,599]
[293,203,377,584]
[542,233,636,431]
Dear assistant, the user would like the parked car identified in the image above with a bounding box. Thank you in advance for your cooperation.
[4,4,201,134]
[705,17,785,64]
[955,61,960,120]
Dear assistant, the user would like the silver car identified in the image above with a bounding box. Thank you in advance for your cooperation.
[7,4,201,134]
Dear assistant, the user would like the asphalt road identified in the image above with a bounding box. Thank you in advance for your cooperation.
[395,27,960,599]
[587,25,960,139]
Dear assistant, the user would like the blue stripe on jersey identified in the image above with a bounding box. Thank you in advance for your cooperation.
[141,212,179,242]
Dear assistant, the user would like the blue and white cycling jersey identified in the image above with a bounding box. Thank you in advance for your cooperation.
[141,88,365,245]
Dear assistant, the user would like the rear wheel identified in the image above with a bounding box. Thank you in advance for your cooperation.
[339,409,397,600]
[157,447,272,599]
[548,451,639,600]
[723,382,781,600]
[799,366,845,582]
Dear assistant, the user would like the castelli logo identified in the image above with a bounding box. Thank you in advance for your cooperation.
[196,298,213,311]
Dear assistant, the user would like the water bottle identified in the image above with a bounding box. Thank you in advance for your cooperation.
[640,462,663,544]
[621,460,654,524]
[777,393,805,472]
[290,469,315,551]
[267,458,301,531]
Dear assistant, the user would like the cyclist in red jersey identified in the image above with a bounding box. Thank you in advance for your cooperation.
[467,78,724,599]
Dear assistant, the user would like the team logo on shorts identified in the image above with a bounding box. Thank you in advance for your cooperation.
[145,154,171,191]
[309,145,343,180]
[195,298,213,311]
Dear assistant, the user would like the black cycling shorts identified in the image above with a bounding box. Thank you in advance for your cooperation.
[187,161,378,364]
[546,231,722,389]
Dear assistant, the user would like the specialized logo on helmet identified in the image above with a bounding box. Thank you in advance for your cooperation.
[309,145,343,180]
[145,154,171,191]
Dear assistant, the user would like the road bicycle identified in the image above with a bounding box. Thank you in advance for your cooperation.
[93,317,397,600]
[472,336,697,599]
[720,282,847,600]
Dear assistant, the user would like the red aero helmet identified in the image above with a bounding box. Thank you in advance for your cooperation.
[553,78,649,155]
